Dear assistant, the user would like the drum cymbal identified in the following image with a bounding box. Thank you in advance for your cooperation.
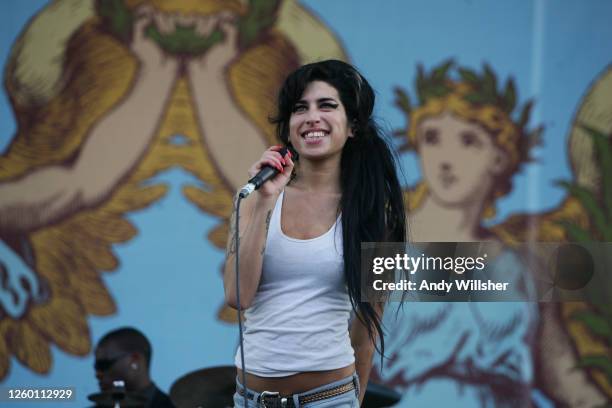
[363,382,402,408]
[87,391,147,407]
[170,366,236,408]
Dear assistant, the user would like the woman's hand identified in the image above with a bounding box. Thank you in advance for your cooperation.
[248,146,294,198]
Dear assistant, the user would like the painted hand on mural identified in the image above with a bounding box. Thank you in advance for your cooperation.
[190,11,239,73]
[186,11,267,191]
[130,5,180,73]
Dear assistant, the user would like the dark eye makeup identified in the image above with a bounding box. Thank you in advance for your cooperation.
[292,103,307,113]
[292,98,339,113]
[320,102,339,109]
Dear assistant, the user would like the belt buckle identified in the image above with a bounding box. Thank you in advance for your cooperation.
[260,391,289,408]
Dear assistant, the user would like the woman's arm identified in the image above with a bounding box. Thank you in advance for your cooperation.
[223,147,293,309]
[350,303,384,404]
[223,192,276,309]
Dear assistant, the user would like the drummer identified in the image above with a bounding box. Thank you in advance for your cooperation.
[93,327,175,408]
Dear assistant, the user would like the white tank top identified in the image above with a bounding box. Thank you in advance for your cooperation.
[234,190,355,376]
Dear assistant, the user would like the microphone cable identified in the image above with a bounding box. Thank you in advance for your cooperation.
[234,195,249,408]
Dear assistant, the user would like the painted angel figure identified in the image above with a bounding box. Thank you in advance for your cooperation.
[371,61,610,407]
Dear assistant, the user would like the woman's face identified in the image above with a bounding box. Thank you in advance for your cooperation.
[288,80,353,161]
[417,111,507,207]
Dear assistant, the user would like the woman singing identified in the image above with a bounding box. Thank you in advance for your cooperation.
[224,59,406,407]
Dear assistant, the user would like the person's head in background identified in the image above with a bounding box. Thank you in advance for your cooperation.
[94,327,152,393]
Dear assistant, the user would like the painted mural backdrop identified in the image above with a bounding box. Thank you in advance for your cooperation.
[0,1,611,407]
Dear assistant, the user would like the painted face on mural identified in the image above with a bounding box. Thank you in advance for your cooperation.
[94,341,137,392]
[417,111,507,207]
[289,80,353,161]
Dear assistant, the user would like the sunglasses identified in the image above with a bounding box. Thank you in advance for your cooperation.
[94,353,129,372]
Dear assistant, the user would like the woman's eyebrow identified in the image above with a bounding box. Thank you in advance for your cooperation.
[295,97,338,105]
[318,97,337,102]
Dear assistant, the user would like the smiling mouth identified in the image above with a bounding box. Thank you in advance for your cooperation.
[301,130,328,140]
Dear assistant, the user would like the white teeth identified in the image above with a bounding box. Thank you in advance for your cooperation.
[303,131,326,138]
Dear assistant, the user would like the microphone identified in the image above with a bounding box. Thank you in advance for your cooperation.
[239,147,292,198]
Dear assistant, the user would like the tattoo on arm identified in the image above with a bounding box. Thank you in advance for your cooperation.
[227,204,238,256]
[260,210,272,256]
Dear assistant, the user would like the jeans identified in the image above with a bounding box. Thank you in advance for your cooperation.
[233,374,360,407]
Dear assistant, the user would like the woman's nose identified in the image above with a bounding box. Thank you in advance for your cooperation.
[305,109,321,125]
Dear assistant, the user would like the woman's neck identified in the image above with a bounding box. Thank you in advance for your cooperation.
[291,157,342,194]
[410,194,486,242]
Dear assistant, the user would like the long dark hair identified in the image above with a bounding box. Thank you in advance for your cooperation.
[271,60,407,358]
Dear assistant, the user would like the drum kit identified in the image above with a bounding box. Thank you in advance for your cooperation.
[88,367,400,408]
[169,366,236,408]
